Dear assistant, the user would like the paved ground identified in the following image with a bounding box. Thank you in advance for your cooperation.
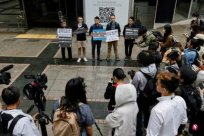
[0,25,189,135]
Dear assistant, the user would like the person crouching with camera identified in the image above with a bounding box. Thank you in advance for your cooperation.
[104,68,126,113]
[0,87,40,136]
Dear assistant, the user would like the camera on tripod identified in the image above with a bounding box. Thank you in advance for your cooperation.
[0,65,13,85]
[23,73,52,136]
[23,73,47,111]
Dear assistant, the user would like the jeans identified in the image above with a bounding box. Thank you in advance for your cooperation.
[92,41,101,58]
[124,39,134,57]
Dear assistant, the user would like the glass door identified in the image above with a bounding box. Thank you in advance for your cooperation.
[134,0,157,29]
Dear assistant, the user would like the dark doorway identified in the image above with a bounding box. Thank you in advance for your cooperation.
[24,0,83,28]
[155,0,176,23]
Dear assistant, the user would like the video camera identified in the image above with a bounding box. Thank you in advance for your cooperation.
[0,65,13,85]
[23,73,47,111]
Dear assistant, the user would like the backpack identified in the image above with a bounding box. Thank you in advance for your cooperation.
[183,49,200,66]
[140,71,160,105]
[53,100,81,136]
[179,85,202,114]
[0,112,25,135]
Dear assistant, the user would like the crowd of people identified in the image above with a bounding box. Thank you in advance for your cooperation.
[0,12,204,136]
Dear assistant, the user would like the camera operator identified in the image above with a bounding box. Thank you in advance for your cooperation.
[104,68,126,113]
[132,50,157,136]
[135,26,156,48]
[0,86,40,136]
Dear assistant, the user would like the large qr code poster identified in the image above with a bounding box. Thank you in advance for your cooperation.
[99,7,115,23]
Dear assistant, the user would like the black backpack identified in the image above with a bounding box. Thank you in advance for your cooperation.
[179,85,202,114]
[0,112,25,135]
[140,71,160,105]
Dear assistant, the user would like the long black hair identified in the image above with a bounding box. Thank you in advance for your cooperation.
[163,24,172,43]
[61,77,87,111]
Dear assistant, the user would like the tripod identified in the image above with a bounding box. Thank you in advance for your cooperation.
[27,104,52,136]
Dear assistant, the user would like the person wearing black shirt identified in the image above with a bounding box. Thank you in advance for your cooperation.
[59,20,72,61]
[123,17,137,59]
[76,17,88,63]
[89,16,103,61]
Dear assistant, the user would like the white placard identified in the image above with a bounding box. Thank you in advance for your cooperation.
[105,30,119,42]
[57,28,72,47]
[57,28,72,38]
[84,0,130,30]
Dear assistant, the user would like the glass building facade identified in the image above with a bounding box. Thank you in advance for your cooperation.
[0,0,203,29]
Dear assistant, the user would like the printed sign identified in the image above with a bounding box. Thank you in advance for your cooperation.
[73,28,87,34]
[125,28,138,39]
[57,28,72,47]
[93,29,106,41]
[105,29,119,42]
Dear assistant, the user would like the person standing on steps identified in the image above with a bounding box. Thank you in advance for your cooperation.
[106,14,121,61]
[76,16,88,63]
[89,16,103,62]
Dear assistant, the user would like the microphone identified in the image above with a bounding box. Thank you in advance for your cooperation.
[0,64,14,73]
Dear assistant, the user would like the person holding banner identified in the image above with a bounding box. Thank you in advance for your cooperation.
[89,16,104,61]
[75,17,88,63]
[58,19,72,61]
[106,14,121,61]
[123,17,137,60]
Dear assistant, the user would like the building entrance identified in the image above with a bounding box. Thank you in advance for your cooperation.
[24,0,83,28]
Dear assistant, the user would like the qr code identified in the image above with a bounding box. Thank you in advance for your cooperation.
[99,7,115,23]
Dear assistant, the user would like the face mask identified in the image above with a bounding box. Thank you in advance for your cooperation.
[193,17,197,20]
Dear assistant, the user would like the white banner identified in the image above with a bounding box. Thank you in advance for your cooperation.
[57,28,72,47]
[57,28,72,38]
[105,30,119,42]
[84,0,130,31]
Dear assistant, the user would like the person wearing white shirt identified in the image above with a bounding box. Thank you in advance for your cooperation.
[0,86,41,136]
[147,72,188,136]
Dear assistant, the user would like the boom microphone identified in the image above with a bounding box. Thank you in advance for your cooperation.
[0,65,14,73]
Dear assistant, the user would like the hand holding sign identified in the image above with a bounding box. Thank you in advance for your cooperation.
[57,28,72,47]
[105,30,119,42]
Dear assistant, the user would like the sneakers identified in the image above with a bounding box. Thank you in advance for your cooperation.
[77,58,81,63]
[83,57,88,62]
